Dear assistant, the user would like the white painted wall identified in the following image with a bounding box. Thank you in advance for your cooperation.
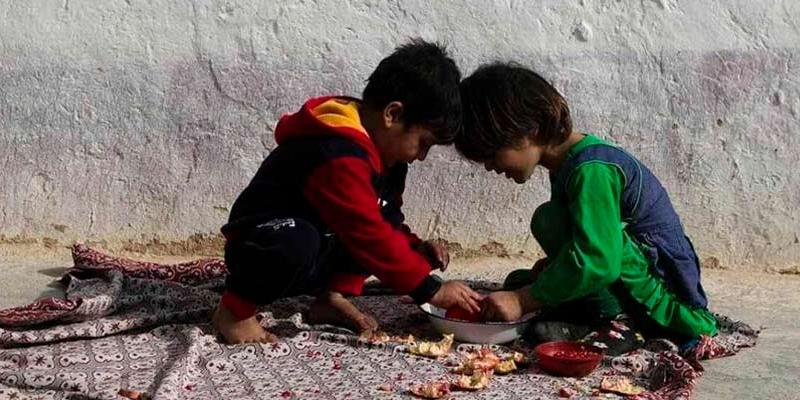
[1,0,799,269]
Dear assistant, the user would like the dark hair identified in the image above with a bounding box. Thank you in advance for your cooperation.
[456,62,572,161]
[362,39,462,144]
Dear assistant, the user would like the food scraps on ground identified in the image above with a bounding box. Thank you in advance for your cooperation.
[493,359,517,374]
[408,380,451,399]
[117,389,152,400]
[359,330,415,345]
[454,348,501,373]
[391,333,644,399]
[599,376,646,395]
[407,334,454,358]
[452,370,492,391]
[507,351,530,366]
[377,383,393,392]
[558,386,578,398]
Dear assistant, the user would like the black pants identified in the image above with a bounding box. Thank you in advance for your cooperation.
[506,268,692,356]
[224,218,367,305]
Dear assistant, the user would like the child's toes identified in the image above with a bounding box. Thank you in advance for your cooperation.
[262,332,279,343]
[243,332,275,344]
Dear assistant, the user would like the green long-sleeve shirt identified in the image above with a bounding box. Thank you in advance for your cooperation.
[529,135,717,337]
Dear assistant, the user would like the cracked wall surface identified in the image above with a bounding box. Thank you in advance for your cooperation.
[1,1,799,270]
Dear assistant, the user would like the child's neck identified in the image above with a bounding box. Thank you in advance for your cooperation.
[539,132,585,171]
[357,103,380,137]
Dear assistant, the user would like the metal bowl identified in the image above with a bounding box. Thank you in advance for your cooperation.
[419,303,536,344]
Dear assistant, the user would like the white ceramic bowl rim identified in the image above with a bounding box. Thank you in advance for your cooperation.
[419,304,537,326]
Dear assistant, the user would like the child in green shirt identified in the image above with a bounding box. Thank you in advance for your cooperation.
[456,63,717,354]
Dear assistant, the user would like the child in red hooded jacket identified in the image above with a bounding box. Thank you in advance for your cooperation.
[213,39,482,343]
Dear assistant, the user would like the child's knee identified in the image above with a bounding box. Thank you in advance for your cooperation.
[530,201,571,255]
[234,218,320,265]
[224,218,322,295]
[264,218,321,268]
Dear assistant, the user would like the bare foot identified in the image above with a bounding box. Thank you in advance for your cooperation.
[212,302,278,344]
[306,292,379,333]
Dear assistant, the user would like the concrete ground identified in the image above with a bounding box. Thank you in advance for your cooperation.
[1,245,798,400]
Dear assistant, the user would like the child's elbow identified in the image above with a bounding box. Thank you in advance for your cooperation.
[590,259,622,288]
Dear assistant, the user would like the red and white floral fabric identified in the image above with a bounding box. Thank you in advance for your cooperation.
[0,245,757,399]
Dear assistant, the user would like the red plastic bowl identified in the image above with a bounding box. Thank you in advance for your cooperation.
[534,341,604,377]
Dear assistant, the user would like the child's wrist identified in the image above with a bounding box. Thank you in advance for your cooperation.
[514,286,540,314]
[409,274,443,305]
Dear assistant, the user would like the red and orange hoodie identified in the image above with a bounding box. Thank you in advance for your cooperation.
[222,96,435,297]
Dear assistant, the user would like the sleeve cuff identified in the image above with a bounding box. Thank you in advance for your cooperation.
[328,273,368,296]
[528,282,559,307]
[402,225,423,247]
[408,274,442,305]
[220,291,258,320]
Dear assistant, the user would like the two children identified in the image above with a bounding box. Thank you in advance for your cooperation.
[214,41,717,352]
[213,40,482,344]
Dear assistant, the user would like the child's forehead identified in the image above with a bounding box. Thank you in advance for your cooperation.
[408,123,448,143]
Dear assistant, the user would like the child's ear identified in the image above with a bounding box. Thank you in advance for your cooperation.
[382,101,404,128]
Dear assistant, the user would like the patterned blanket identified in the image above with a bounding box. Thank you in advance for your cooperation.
[0,245,758,399]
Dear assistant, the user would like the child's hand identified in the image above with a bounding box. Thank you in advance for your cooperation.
[480,286,540,322]
[418,239,450,271]
[429,280,482,314]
